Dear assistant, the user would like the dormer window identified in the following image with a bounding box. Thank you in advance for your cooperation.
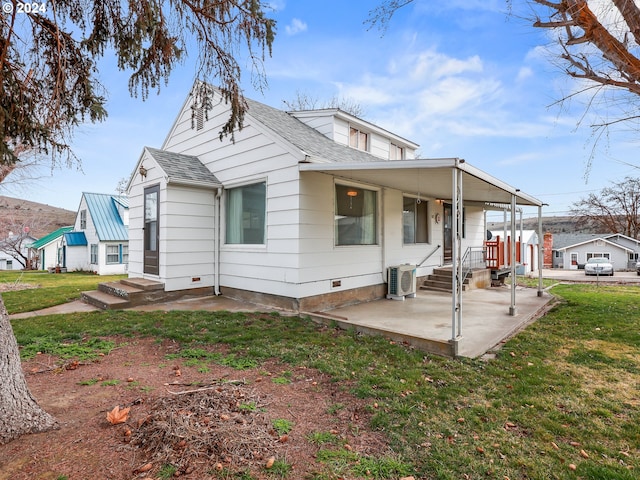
[390,143,404,160]
[80,209,86,230]
[349,126,368,152]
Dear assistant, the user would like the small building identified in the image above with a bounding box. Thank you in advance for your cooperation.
[61,193,129,274]
[553,233,639,271]
[0,233,37,270]
[28,226,73,270]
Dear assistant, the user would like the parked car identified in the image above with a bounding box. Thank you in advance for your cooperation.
[584,257,614,276]
[636,261,640,276]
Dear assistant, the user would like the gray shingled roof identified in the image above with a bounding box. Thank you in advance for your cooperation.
[146,147,221,186]
[245,97,391,164]
[551,233,608,249]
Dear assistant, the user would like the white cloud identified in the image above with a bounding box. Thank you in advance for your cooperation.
[285,18,308,36]
[516,66,533,82]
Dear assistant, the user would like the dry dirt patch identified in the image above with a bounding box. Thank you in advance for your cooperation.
[0,337,389,479]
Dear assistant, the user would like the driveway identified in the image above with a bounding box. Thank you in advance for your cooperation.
[535,268,640,283]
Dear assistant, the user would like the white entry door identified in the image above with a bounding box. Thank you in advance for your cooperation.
[569,252,578,270]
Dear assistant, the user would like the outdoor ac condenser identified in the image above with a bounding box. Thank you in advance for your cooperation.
[387,264,417,300]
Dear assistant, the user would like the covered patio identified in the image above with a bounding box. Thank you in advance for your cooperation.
[308,285,555,358]
[300,158,547,357]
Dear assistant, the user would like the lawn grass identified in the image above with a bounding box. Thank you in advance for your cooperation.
[0,271,125,314]
[9,282,640,479]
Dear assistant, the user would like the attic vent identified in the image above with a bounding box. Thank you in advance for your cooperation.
[196,106,205,130]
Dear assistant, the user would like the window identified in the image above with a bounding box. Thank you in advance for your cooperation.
[122,244,129,264]
[6,260,12,269]
[90,244,98,264]
[390,143,404,160]
[349,127,368,151]
[80,209,87,229]
[226,182,266,244]
[403,197,428,244]
[586,252,610,260]
[106,245,119,264]
[335,184,377,245]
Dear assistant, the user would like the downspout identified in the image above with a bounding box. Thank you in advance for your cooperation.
[214,186,223,296]
[381,188,386,283]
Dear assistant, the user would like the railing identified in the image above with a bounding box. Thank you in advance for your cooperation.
[461,246,487,284]
[418,244,441,267]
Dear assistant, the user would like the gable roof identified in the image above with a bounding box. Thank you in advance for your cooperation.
[83,193,128,242]
[556,235,633,253]
[145,147,222,188]
[29,226,73,249]
[244,97,391,164]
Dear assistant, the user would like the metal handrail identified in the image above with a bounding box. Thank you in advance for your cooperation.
[418,245,441,267]
[461,246,487,283]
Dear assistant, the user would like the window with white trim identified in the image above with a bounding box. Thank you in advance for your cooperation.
[586,252,610,260]
[349,126,369,152]
[122,244,129,264]
[106,245,119,264]
[403,197,428,244]
[225,182,266,245]
[390,143,404,160]
[90,244,98,264]
[335,184,377,245]
[80,209,87,229]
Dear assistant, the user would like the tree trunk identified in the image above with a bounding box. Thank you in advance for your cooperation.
[0,295,58,444]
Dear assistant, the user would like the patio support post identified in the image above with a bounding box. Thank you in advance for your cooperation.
[537,205,544,296]
[509,194,517,316]
[451,166,463,343]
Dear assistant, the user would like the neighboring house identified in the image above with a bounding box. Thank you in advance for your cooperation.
[0,233,37,270]
[489,229,539,275]
[28,226,73,270]
[62,193,129,275]
[126,85,543,312]
[553,232,640,271]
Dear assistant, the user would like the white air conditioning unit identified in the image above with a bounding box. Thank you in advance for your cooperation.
[387,264,417,300]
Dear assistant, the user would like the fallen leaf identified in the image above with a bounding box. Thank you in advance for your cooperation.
[106,405,130,425]
[134,463,153,474]
[266,456,275,469]
[278,434,288,443]
[568,464,577,471]
[551,442,559,450]
[569,441,580,447]
[580,449,589,458]
[476,446,484,454]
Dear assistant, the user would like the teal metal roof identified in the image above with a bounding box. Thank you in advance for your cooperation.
[83,193,129,241]
[64,231,88,246]
[30,226,73,249]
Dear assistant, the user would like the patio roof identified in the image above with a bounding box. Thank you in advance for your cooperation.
[299,158,543,208]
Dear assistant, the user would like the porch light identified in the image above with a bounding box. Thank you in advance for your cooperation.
[346,189,358,197]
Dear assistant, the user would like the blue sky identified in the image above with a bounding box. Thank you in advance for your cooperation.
[4,0,639,220]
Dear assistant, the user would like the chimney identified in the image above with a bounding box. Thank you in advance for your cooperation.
[543,232,553,268]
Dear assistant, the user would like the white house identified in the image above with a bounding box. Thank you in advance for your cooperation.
[125,85,543,314]
[556,233,639,271]
[61,193,129,275]
[0,233,37,270]
[28,226,73,270]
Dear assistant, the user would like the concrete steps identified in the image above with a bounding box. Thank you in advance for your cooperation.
[420,266,492,293]
[81,277,165,310]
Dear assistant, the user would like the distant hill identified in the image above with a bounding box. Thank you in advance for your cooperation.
[0,195,76,239]
[489,216,601,234]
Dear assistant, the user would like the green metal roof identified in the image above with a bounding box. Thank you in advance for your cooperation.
[29,226,73,249]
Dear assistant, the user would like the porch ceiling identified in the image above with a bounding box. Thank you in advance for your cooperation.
[299,158,543,207]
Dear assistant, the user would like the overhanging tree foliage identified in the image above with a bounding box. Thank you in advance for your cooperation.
[368,1,640,160]
[1,0,276,172]
[0,0,275,445]
[571,176,640,237]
